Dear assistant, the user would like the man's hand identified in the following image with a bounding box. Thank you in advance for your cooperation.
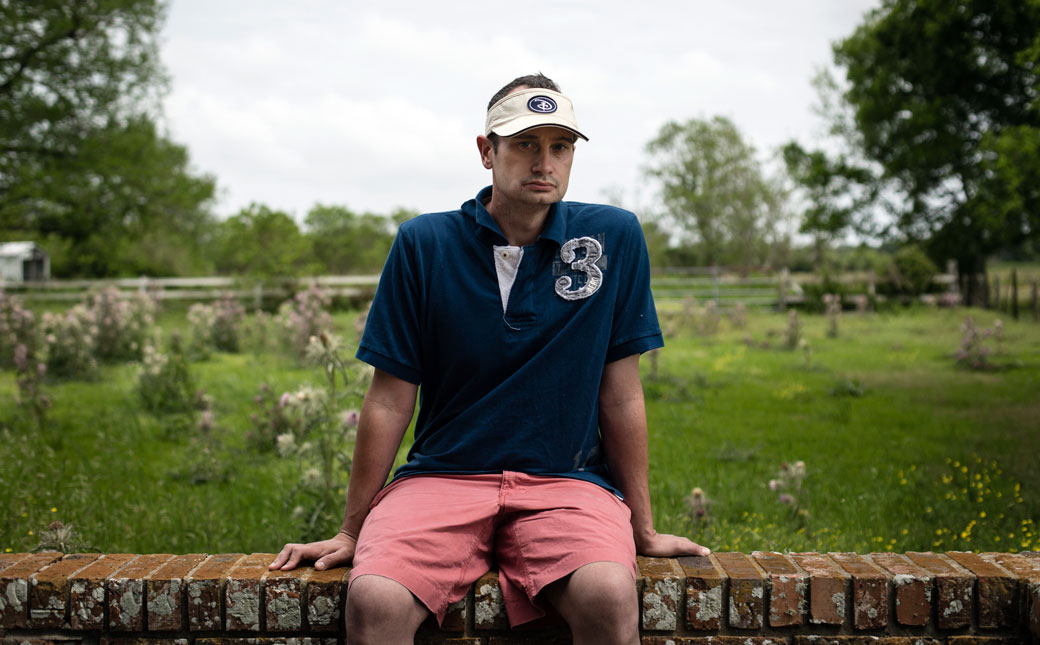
[636,529,711,557]
[268,531,357,571]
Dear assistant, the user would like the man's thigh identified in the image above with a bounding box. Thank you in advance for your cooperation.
[349,474,501,624]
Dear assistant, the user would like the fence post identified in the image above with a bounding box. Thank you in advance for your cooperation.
[1032,278,1038,322]
[778,268,788,311]
[992,275,1001,311]
[712,266,720,307]
[254,282,263,311]
[1011,269,1019,320]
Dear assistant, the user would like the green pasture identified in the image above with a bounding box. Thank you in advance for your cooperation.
[1,305,1037,555]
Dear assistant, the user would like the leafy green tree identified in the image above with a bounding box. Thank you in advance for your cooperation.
[1,0,216,277]
[213,204,313,278]
[304,204,403,274]
[644,116,789,274]
[827,0,1040,302]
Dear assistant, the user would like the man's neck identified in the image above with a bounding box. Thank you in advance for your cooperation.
[484,194,552,247]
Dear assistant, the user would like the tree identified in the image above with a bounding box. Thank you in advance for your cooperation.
[1,0,216,277]
[644,116,789,273]
[304,204,404,274]
[213,204,313,278]
[827,0,1040,302]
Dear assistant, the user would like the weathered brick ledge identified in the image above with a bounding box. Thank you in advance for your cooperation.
[1,551,1038,644]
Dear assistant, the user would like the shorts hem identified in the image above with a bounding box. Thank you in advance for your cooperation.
[506,549,637,627]
[348,562,463,625]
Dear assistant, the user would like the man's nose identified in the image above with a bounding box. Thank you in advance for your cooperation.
[532,147,553,174]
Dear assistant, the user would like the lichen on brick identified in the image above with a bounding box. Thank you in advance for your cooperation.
[118,588,141,625]
[831,591,845,619]
[268,593,301,629]
[475,582,504,626]
[694,585,722,622]
[3,580,27,611]
[944,599,964,617]
[228,590,260,627]
[643,578,678,630]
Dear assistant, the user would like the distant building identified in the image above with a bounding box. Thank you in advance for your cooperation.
[0,242,50,282]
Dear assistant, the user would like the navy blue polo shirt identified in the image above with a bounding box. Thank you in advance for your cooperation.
[356,186,663,494]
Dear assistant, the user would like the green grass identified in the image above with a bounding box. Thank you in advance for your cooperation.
[1,306,1037,555]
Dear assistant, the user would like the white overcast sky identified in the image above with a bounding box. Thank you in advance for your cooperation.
[160,0,880,222]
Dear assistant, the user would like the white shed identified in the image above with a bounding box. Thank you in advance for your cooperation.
[0,242,50,282]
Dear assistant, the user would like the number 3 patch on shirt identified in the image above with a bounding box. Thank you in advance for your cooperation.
[555,236,605,301]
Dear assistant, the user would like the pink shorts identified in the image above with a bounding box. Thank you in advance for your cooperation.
[348,471,636,626]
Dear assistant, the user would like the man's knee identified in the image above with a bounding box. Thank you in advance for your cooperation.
[546,561,639,624]
[345,575,428,643]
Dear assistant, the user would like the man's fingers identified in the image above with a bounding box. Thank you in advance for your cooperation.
[315,546,354,571]
[268,545,295,570]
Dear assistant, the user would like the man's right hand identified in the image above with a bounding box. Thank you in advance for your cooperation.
[268,530,357,571]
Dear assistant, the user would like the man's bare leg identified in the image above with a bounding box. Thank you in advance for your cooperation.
[541,561,639,645]
[345,575,430,645]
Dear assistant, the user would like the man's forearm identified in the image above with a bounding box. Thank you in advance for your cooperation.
[339,369,417,537]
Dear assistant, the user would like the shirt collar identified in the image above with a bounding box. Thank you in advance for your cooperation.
[465,186,568,247]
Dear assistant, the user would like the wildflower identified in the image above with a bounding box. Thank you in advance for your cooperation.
[302,467,323,488]
[779,493,795,505]
[340,409,360,428]
[769,479,781,491]
[276,433,296,457]
[279,392,291,408]
[683,487,712,524]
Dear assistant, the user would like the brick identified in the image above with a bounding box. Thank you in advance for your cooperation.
[194,639,335,645]
[869,553,931,627]
[945,638,1024,645]
[68,553,138,629]
[0,551,62,628]
[678,554,725,630]
[303,564,347,633]
[101,639,190,645]
[906,551,973,629]
[262,565,307,631]
[639,556,682,631]
[474,571,508,630]
[715,551,765,629]
[4,636,85,645]
[187,553,245,631]
[442,596,467,632]
[28,553,100,628]
[415,639,481,645]
[1030,579,1040,639]
[224,553,272,631]
[947,552,1017,629]
[790,552,849,626]
[108,554,174,631]
[828,552,889,630]
[145,553,207,631]
[793,639,940,645]
[753,551,807,627]
[0,553,29,574]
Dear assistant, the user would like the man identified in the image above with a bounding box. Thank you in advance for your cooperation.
[270,73,709,645]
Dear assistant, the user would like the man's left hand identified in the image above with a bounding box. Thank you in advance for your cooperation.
[636,529,711,557]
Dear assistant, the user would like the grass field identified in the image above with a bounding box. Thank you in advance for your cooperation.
[1,303,1037,555]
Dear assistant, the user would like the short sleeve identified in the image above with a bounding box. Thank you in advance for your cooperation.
[605,215,664,363]
[356,226,424,384]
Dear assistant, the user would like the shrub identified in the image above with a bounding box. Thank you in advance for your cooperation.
[187,293,247,357]
[86,287,156,363]
[277,285,333,356]
[40,305,98,379]
[0,293,38,370]
[137,334,196,414]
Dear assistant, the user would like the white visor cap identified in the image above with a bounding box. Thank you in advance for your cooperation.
[484,87,588,141]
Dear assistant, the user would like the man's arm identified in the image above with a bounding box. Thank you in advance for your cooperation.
[598,354,710,557]
[269,367,418,571]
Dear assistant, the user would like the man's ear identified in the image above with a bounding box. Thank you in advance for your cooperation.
[476,135,494,169]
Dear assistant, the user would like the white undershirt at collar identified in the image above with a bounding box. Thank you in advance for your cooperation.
[493,245,524,313]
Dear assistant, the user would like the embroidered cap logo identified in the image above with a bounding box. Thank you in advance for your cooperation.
[527,96,557,113]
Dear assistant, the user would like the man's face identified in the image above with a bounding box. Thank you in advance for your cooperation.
[479,126,575,208]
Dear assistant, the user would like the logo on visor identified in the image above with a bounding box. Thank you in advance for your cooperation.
[527,96,557,113]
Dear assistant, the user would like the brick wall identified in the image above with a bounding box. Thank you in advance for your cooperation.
[1,551,1038,644]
